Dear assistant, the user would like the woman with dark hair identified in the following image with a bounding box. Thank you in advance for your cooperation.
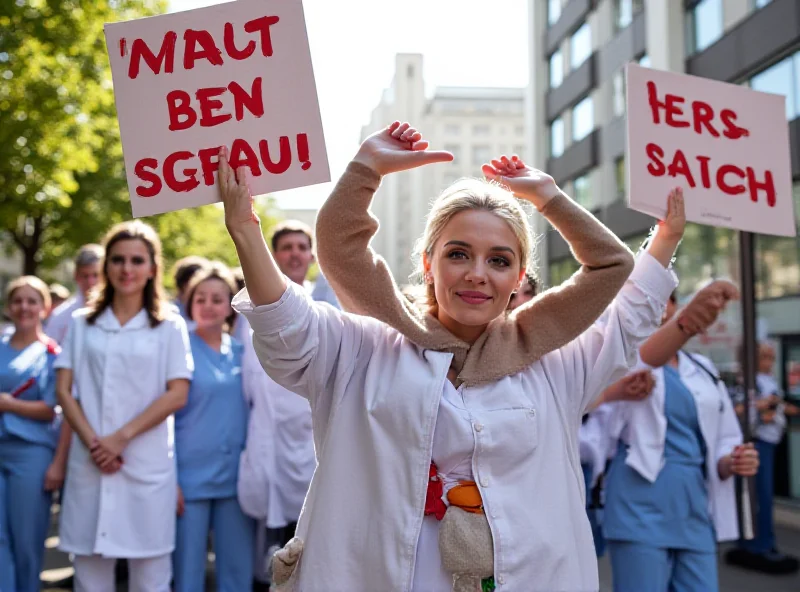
[172,263,255,591]
[0,276,61,592]
[55,220,193,591]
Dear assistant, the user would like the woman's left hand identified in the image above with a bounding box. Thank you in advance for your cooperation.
[726,442,759,477]
[481,155,561,210]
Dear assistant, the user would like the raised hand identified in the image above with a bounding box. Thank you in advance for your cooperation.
[658,187,687,241]
[218,146,258,231]
[352,121,454,176]
[676,280,740,336]
[481,155,561,210]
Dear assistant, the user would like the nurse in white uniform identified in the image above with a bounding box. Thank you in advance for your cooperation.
[55,221,193,592]
[220,123,684,591]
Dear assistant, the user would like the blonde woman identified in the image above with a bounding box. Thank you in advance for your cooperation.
[0,277,61,592]
[222,121,683,591]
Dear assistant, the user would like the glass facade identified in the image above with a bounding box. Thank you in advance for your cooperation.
[572,96,594,142]
[687,0,723,55]
[570,23,592,70]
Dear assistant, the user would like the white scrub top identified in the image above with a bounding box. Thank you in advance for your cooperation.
[55,307,193,558]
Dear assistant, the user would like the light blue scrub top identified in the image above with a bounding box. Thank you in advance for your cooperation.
[174,332,248,500]
[604,365,716,552]
[0,334,58,448]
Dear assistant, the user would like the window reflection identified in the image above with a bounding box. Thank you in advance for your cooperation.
[550,50,563,89]
[572,96,594,142]
[572,174,591,209]
[548,0,561,26]
[550,118,564,158]
[687,0,723,55]
[570,23,592,70]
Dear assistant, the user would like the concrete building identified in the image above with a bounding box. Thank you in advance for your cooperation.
[529,0,800,498]
[361,54,527,283]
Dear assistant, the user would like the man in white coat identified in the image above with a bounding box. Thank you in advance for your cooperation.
[241,220,339,589]
[44,244,103,345]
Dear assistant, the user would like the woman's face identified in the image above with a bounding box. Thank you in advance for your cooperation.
[7,285,46,333]
[426,210,525,343]
[106,238,155,298]
[758,344,776,374]
[190,278,232,332]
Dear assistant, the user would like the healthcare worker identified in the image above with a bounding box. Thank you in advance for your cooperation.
[55,220,193,592]
[221,122,682,591]
[0,276,60,592]
[603,283,759,592]
[173,264,255,591]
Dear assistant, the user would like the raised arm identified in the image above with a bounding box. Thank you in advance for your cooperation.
[315,122,454,340]
[639,279,740,368]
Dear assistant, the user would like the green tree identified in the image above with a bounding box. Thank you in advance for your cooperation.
[0,0,165,274]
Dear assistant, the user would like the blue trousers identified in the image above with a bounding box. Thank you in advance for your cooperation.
[0,438,54,592]
[740,438,775,554]
[173,496,256,592]
[608,541,718,592]
[582,462,606,557]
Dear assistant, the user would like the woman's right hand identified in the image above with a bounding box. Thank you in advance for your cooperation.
[352,121,454,176]
[218,146,259,232]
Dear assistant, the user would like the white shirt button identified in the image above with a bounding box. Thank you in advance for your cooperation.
[481,478,489,487]
[474,423,484,432]
[528,409,536,418]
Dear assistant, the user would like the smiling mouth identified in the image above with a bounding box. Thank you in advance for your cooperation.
[457,292,492,305]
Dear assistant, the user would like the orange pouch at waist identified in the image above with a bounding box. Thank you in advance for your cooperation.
[446,481,484,514]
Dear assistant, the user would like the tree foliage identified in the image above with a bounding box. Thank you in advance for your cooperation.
[0,0,277,281]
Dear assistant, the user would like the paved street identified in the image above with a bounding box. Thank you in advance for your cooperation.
[40,505,800,591]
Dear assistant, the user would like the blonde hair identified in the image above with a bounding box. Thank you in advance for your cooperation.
[6,275,52,312]
[412,178,535,311]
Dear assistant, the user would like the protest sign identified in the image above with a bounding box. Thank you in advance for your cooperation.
[105,0,329,217]
[626,63,796,237]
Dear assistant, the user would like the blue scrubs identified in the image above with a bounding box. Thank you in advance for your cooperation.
[0,334,58,592]
[173,332,255,592]
[605,366,717,592]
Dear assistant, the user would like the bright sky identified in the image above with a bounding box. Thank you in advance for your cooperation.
[167,0,530,210]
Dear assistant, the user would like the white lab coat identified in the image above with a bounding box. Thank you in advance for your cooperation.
[579,405,613,488]
[606,352,743,542]
[55,307,193,558]
[234,252,676,592]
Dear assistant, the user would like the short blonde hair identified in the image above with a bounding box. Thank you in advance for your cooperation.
[412,178,535,310]
[6,275,52,311]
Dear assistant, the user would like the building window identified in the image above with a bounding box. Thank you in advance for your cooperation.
[472,145,491,166]
[444,144,461,164]
[612,70,626,117]
[472,124,490,136]
[572,174,592,208]
[445,124,460,136]
[749,50,800,120]
[572,96,594,142]
[755,183,800,299]
[550,50,563,89]
[755,0,772,8]
[614,0,643,32]
[638,53,651,68]
[687,0,723,55]
[570,23,592,70]
[615,157,626,198]
[550,118,565,158]
[548,0,561,26]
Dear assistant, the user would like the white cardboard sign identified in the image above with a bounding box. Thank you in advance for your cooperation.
[626,63,796,237]
[104,0,329,217]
